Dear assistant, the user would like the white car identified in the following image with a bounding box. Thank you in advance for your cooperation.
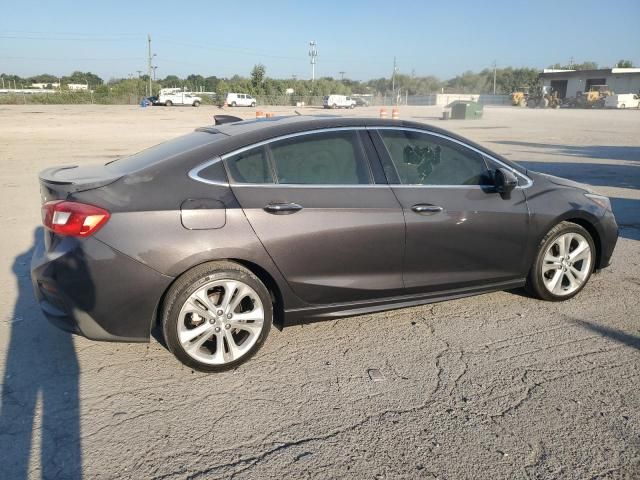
[604,93,640,109]
[226,93,256,107]
[323,94,356,109]
[158,88,202,107]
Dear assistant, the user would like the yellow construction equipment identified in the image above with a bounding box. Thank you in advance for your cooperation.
[511,88,529,107]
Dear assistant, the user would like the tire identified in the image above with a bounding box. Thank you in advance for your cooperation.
[251,102,256,107]
[165,100,173,106]
[350,104,355,109]
[526,221,596,301]
[192,101,200,107]
[332,103,337,109]
[231,101,237,107]
[620,104,626,109]
[162,261,273,372]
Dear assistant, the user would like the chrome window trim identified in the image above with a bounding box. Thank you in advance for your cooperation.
[188,125,533,189]
[369,126,533,189]
[188,155,229,186]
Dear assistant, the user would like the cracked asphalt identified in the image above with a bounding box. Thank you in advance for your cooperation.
[0,105,638,479]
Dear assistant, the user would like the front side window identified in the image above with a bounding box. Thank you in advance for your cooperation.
[378,130,488,186]
[226,146,273,184]
[268,131,370,184]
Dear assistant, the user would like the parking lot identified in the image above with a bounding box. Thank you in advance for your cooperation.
[0,104,638,479]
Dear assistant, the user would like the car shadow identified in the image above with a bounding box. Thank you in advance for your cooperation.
[519,161,640,190]
[570,318,640,350]
[0,228,82,479]
[491,141,640,162]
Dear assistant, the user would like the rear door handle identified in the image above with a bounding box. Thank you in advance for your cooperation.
[411,204,443,215]
[263,202,303,214]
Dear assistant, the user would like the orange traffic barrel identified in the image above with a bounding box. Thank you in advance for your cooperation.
[392,107,399,120]
[256,111,265,118]
[379,108,387,118]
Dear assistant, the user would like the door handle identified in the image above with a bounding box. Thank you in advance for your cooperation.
[411,204,443,215]
[263,202,303,214]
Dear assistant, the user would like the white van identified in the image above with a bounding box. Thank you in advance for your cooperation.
[226,93,257,107]
[604,94,640,109]
[323,94,356,109]
[158,88,202,107]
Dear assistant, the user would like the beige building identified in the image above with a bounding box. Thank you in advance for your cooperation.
[540,68,640,99]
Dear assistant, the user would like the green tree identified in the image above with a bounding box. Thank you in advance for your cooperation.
[615,59,634,68]
[250,64,266,92]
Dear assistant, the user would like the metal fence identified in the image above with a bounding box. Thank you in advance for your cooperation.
[0,91,512,107]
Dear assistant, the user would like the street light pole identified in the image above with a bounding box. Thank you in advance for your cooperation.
[492,60,497,95]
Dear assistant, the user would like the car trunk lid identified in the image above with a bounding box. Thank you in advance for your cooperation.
[38,164,123,202]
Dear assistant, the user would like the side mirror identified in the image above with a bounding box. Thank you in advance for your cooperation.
[494,168,518,194]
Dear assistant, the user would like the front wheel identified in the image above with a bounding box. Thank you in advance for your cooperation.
[192,101,200,107]
[162,261,272,372]
[165,100,173,106]
[251,102,256,107]
[526,222,595,301]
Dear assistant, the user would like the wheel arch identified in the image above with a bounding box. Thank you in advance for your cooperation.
[152,257,286,336]
[563,217,602,270]
[536,212,603,270]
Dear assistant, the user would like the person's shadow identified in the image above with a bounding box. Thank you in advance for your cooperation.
[0,227,82,479]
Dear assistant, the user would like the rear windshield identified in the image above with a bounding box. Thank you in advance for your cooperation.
[105,131,223,174]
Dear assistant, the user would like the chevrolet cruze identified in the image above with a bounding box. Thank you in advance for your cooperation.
[31,116,618,372]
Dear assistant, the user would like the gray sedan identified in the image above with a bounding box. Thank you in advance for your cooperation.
[31,115,618,372]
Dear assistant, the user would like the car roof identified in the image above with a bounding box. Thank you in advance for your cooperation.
[199,115,474,148]
[194,115,525,173]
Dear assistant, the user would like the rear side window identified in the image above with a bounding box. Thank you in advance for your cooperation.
[226,146,273,183]
[268,131,370,184]
[378,130,488,185]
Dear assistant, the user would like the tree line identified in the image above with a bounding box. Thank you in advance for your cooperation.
[1,59,634,97]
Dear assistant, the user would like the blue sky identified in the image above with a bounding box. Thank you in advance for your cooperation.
[1,0,639,81]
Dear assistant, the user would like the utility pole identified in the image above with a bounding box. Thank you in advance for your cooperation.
[309,41,318,82]
[147,34,154,97]
[492,60,497,95]
[339,71,345,81]
[152,66,157,81]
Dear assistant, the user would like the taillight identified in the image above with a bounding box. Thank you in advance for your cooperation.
[42,201,110,237]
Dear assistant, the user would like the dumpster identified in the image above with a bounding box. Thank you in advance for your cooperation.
[450,101,483,119]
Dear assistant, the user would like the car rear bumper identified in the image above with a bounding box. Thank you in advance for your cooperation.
[31,230,174,342]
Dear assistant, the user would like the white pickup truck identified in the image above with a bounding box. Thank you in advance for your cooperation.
[604,93,640,109]
[158,88,202,107]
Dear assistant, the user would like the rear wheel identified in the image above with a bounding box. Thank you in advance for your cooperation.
[165,100,173,106]
[332,103,337,109]
[231,101,237,107]
[162,261,272,372]
[526,222,595,301]
[620,104,626,109]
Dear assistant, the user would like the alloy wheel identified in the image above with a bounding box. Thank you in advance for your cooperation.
[177,279,265,365]
[541,232,592,296]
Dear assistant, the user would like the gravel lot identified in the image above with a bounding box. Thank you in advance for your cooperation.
[0,104,638,479]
